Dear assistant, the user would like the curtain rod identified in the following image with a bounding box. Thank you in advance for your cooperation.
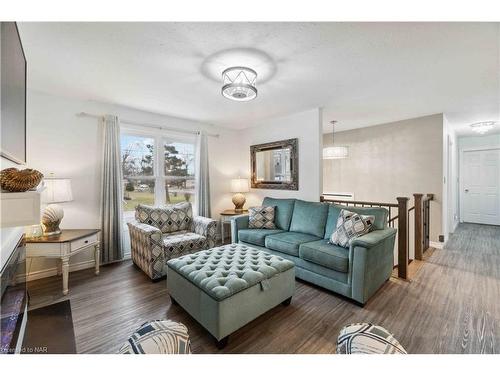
[76,112,219,138]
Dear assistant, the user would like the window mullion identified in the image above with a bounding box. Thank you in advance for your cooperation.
[155,134,165,206]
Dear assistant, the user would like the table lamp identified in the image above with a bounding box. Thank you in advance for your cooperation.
[230,178,249,212]
[41,177,73,235]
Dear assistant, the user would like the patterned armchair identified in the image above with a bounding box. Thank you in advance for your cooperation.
[128,202,217,280]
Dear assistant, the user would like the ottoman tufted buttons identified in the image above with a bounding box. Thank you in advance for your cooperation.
[167,244,294,301]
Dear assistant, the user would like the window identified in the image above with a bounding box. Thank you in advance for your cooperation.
[121,131,196,215]
[164,141,195,204]
[122,134,156,212]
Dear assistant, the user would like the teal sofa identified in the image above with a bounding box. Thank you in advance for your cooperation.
[231,197,397,305]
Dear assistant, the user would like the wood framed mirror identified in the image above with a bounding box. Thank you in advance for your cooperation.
[250,138,298,190]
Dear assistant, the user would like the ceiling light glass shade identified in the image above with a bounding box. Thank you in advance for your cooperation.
[323,146,349,159]
[470,121,497,134]
[221,66,257,102]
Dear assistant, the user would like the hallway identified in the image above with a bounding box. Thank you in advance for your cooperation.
[418,223,500,353]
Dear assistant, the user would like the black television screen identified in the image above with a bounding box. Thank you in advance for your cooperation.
[1,22,26,165]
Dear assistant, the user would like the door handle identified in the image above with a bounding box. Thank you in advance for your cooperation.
[464,189,469,193]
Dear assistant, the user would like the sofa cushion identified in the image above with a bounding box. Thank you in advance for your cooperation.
[289,200,329,238]
[299,239,349,273]
[136,202,193,234]
[330,209,375,248]
[262,197,296,231]
[265,231,321,257]
[248,206,277,229]
[238,228,285,247]
[324,204,388,239]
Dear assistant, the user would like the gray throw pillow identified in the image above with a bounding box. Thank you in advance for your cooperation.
[248,206,276,229]
[329,209,375,248]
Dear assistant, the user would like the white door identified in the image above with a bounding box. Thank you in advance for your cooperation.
[461,149,500,225]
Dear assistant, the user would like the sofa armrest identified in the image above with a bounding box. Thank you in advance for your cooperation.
[350,228,397,249]
[349,227,397,304]
[127,220,164,279]
[193,216,218,248]
[230,215,249,243]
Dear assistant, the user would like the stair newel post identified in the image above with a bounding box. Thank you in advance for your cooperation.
[397,197,410,279]
[413,193,424,261]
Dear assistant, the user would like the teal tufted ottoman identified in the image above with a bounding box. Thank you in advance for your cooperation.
[166,244,295,348]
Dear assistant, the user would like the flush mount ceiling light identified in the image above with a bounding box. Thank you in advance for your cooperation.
[470,121,497,134]
[221,66,257,102]
[323,121,349,159]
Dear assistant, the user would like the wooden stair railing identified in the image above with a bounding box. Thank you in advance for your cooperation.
[413,193,434,260]
[320,193,434,279]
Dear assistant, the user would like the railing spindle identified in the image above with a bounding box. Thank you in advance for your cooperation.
[414,193,424,260]
[397,197,409,279]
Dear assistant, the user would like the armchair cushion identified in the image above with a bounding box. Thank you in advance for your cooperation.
[299,239,349,273]
[163,231,207,256]
[135,202,193,234]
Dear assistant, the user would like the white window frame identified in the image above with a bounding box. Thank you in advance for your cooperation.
[120,126,197,220]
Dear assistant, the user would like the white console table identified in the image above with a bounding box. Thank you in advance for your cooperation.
[26,229,100,295]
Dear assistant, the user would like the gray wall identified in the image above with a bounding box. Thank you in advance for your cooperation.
[323,114,444,241]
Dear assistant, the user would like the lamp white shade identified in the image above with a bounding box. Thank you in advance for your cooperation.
[42,178,73,204]
[323,146,349,160]
[230,178,249,193]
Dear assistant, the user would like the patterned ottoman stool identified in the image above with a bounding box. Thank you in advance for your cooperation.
[167,244,295,349]
[336,323,407,354]
[119,320,191,354]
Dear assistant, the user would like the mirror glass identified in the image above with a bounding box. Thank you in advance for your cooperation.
[255,147,292,182]
[250,138,298,190]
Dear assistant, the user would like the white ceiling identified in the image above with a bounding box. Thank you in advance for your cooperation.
[18,22,500,134]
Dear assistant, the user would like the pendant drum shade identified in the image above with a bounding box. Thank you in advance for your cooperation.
[323,120,349,159]
[222,67,257,102]
[323,146,349,159]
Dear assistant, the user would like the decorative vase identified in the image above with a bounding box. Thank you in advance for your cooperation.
[42,204,64,235]
[232,193,246,211]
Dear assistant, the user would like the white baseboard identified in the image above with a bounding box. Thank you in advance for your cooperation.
[430,241,444,249]
[23,259,96,282]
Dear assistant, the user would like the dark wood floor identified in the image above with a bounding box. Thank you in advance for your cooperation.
[26,223,499,354]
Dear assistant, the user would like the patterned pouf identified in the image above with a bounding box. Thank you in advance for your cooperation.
[119,320,191,354]
[336,323,407,354]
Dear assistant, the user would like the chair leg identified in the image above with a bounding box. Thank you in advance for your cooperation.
[170,296,179,306]
[282,297,292,306]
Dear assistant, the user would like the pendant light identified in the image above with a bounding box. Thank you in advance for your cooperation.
[323,120,349,159]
